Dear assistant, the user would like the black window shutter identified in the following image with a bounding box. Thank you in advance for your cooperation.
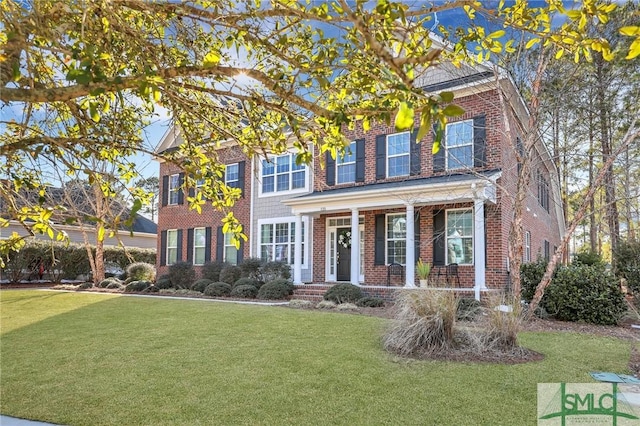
[176,229,183,262]
[375,134,386,180]
[326,151,336,186]
[188,187,195,198]
[160,230,167,266]
[414,212,421,261]
[161,175,169,206]
[204,227,212,263]
[237,161,246,196]
[237,238,244,264]
[216,226,224,262]
[433,210,446,266]
[186,228,194,263]
[410,129,421,176]
[473,114,487,168]
[374,214,386,265]
[177,173,185,205]
[355,138,365,182]
[432,124,446,173]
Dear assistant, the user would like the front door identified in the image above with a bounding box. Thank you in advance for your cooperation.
[336,227,351,281]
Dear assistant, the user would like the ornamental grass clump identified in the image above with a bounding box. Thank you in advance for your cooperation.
[125,262,156,282]
[383,289,458,357]
[482,294,522,350]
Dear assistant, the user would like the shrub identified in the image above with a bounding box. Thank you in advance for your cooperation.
[323,283,363,304]
[336,303,359,311]
[542,265,626,326]
[383,289,458,357]
[257,279,294,300]
[233,277,262,289]
[106,282,124,290]
[204,282,232,297]
[230,284,258,299]
[99,277,123,288]
[168,262,196,289]
[125,262,156,282]
[155,278,173,290]
[520,258,548,302]
[289,299,313,309]
[201,261,227,282]
[482,294,522,350]
[457,298,482,321]
[260,261,291,282]
[316,300,336,309]
[192,278,213,293]
[219,265,242,285]
[614,239,640,296]
[356,297,385,308]
[144,285,160,293]
[124,280,151,293]
[572,250,605,267]
[239,257,263,280]
[77,282,93,290]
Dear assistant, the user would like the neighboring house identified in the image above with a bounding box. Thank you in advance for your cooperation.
[155,60,564,299]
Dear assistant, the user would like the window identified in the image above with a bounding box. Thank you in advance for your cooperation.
[259,219,305,265]
[446,209,473,264]
[544,240,550,261]
[537,171,550,212]
[224,233,238,265]
[524,231,531,263]
[337,141,356,184]
[168,174,180,205]
[445,120,473,170]
[225,163,239,188]
[387,132,410,178]
[193,228,206,265]
[261,153,306,194]
[167,229,178,265]
[386,214,406,265]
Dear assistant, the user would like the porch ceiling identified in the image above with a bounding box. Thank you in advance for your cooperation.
[284,170,501,215]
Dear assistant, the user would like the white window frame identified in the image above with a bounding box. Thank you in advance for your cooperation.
[524,231,531,262]
[445,208,474,265]
[166,229,178,265]
[193,227,206,266]
[386,213,407,265]
[258,216,308,268]
[223,232,239,265]
[259,153,309,197]
[386,132,410,178]
[225,163,239,188]
[337,141,356,184]
[445,119,474,171]
[168,174,180,205]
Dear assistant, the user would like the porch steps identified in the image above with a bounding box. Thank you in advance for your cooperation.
[292,284,332,302]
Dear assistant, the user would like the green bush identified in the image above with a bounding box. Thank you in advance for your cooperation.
[572,250,605,267]
[99,277,123,288]
[323,283,363,304]
[614,239,640,295]
[260,261,291,282]
[542,265,626,326]
[124,280,151,293]
[239,257,263,280]
[230,284,258,299]
[356,297,385,308]
[106,282,123,290]
[168,262,196,289]
[520,258,549,302]
[192,278,213,293]
[155,278,173,290]
[77,282,93,290]
[257,279,294,300]
[233,277,262,289]
[219,265,242,285]
[201,261,227,282]
[126,262,156,282]
[204,282,232,297]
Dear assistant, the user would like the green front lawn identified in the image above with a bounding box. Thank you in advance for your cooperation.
[0,290,632,425]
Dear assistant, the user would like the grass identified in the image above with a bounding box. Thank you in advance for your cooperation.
[0,290,633,426]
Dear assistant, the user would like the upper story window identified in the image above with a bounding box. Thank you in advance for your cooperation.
[260,153,307,195]
[337,141,356,184]
[168,174,180,205]
[225,163,239,188]
[445,120,474,170]
[537,170,550,212]
[446,209,473,265]
[387,132,410,178]
[524,231,531,262]
[386,214,406,265]
[167,229,178,265]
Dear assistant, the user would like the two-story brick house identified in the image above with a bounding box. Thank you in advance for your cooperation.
[156,61,564,300]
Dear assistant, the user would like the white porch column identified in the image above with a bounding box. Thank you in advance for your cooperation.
[350,208,360,285]
[293,213,303,285]
[405,203,416,288]
[474,197,486,300]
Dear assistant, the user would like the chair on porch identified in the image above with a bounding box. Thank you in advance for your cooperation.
[446,263,461,287]
[387,262,404,286]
